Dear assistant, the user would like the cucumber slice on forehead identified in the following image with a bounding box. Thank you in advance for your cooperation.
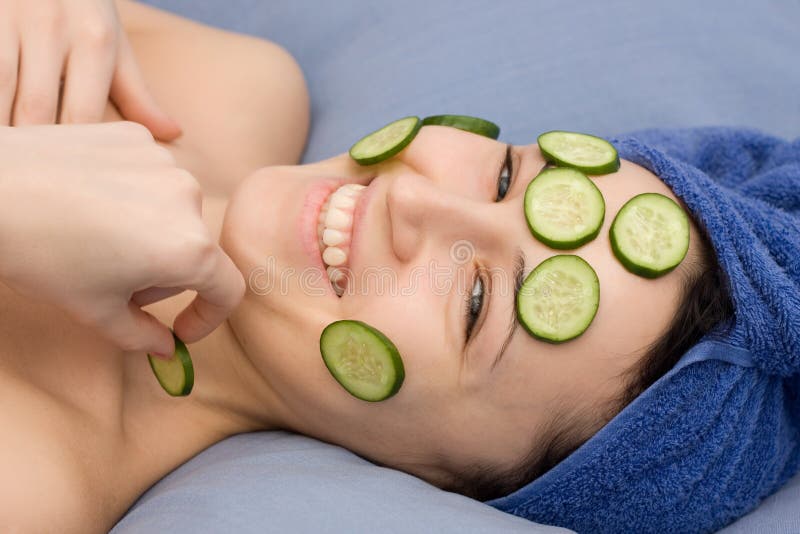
[524,168,605,249]
[538,130,620,175]
[148,332,194,397]
[610,193,690,278]
[421,114,501,139]
[349,116,421,166]
[516,255,600,343]
[320,320,405,402]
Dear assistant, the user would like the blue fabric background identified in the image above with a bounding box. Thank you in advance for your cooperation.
[142,0,799,163]
[114,1,800,532]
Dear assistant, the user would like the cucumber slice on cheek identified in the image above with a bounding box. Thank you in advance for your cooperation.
[516,255,600,343]
[320,320,405,402]
[610,193,690,278]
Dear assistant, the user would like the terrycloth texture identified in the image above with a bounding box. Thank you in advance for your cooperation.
[488,127,800,533]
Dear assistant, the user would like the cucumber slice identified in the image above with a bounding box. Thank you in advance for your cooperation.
[421,114,500,139]
[516,255,600,343]
[147,332,194,397]
[524,167,605,249]
[610,193,690,278]
[320,320,405,402]
[349,116,421,166]
[537,131,620,175]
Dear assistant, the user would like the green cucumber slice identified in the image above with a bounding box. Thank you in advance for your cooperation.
[610,192,690,278]
[349,116,421,166]
[421,114,500,139]
[524,167,605,249]
[516,255,600,343]
[320,320,405,402]
[537,131,620,175]
[148,332,194,397]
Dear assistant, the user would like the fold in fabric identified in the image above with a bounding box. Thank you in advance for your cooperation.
[488,128,800,533]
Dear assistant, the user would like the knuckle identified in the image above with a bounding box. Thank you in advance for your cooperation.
[117,120,154,141]
[80,20,117,50]
[171,169,202,199]
[181,230,218,279]
[35,6,66,33]
[151,145,177,166]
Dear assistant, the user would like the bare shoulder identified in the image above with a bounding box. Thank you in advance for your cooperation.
[111,0,310,196]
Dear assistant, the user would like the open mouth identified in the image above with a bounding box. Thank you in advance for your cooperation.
[317,183,366,296]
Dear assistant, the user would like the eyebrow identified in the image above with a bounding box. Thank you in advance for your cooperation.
[490,247,526,372]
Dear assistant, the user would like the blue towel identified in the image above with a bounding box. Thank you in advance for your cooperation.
[487,127,800,533]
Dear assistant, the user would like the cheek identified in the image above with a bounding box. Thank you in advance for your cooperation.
[352,293,453,402]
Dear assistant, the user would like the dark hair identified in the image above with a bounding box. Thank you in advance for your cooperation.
[444,227,735,502]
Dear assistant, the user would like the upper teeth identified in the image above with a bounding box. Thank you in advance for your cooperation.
[317,183,366,295]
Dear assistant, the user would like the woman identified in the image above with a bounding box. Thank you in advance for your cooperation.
[2,3,798,534]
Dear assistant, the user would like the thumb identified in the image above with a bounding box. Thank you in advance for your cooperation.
[110,34,182,142]
[104,301,176,358]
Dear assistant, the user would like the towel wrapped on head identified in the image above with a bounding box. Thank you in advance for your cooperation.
[488,127,800,533]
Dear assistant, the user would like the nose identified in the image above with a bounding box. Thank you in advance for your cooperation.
[386,172,504,263]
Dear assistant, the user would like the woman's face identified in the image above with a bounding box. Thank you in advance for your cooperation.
[221,126,697,484]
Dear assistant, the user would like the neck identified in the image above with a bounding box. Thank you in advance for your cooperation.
[119,291,289,472]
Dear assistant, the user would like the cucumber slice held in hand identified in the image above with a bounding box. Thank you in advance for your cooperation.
[320,320,405,402]
[421,114,500,139]
[537,130,620,175]
[524,167,606,249]
[610,192,690,278]
[516,255,600,343]
[349,116,422,166]
[148,332,194,397]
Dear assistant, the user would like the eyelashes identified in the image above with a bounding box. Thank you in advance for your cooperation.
[495,145,513,201]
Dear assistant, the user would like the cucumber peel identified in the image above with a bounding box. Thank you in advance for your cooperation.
[538,130,620,175]
[148,332,194,397]
[524,168,605,249]
[421,114,500,139]
[349,116,421,166]
[320,320,405,402]
[610,193,690,278]
[516,255,600,343]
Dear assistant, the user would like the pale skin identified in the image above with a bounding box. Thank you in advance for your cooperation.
[0,2,702,532]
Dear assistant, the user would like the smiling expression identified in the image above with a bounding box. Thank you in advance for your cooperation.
[219,126,701,483]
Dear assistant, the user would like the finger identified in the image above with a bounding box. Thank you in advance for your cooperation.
[59,40,116,124]
[104,301,176,357]
[172,248,246,343]
[12,34,64,126]
[109,34,181,142]
[0,27,18,125]
[132,286,185,307]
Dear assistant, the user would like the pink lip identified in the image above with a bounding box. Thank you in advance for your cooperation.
[299,178,346,288]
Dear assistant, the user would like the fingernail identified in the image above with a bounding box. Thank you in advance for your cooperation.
[151,351,173,360]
